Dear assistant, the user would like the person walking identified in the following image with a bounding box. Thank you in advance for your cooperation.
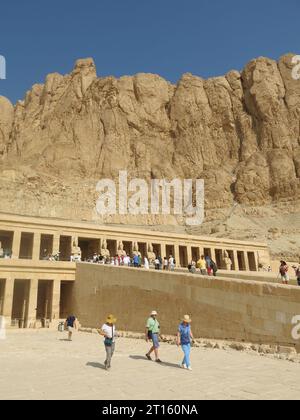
[145,310,162,363]
[65,314,78,341]
[177,315,194,371]
[279,261,289,284]
[99,314,117,371]
[163,257,169,271]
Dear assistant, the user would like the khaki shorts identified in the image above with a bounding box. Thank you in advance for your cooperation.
[67,326,74,332]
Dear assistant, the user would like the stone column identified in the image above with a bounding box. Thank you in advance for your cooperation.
[53,234,60,255]
[3,277,14,325]
[211,248,216,263]
[174,244,180,268]
[26,278,38,328]
[32,232,41,261]
[160,243,167,259]
[12,230,21,259]
[254,252,259,272]
[244,251,250,271]
[233,250,239,271]
[51,279,61,325]
[187,246,192,264]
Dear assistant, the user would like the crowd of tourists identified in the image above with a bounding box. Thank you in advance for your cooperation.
[64,310,194,372]
[80,253,177,271]
[188,255,218,276]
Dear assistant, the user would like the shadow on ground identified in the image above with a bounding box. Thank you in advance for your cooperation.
[86,362,107,370]
[129,355,181,369]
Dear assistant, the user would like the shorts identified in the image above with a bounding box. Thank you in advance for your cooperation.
[281,274,289,282]
[152,333,160,349]
[67,326,74,332]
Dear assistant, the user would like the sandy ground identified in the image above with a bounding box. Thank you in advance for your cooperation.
[0,329,300,400]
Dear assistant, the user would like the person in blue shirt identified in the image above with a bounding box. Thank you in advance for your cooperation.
[177,315,194,371]
[133,254,140,267]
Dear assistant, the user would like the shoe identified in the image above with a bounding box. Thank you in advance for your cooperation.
[187,366,192,371]
[181,363,187,369]
[156,359,162,363]
[146,354,152,361]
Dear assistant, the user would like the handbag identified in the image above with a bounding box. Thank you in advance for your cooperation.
[104,326,114,347]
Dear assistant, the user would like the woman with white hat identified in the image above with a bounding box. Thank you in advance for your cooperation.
[177,315,194,371]
[145,310,162,363]
[99,314,117,371]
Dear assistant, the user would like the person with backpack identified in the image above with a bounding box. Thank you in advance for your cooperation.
[279,261,289,284]
[99,314,117,371]
[292,265,300,286]
[177,315,194,371]
[145,310,162,363]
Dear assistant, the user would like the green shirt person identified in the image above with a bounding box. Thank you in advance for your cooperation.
[145,310,162,363]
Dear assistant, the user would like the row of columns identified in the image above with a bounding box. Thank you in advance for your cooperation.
[1,276,61,327]
[7,229,257,271]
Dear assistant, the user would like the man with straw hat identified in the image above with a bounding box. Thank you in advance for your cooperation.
[99,314,117,371]
[145,310,162,363]
[177,315,194,371]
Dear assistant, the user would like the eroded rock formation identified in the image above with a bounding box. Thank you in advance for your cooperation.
[0,54,300,256]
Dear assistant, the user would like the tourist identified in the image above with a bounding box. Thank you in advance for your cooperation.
[197,255,207,275]
[158,256,163,270]
[169,255,175,271]
[292,265,300,286]
[144,256,150,269]
[163,257,169,270]
[188,261,196,274]
[279,261,289,284]
[99,314,117,371]
[145,310,162,363]
[211,259,218,277]
[124,254,131,267]
[65,314,78,341]
[154,257,160,270]
[133,254,139,267]
[177,315,194,371]
[206,255,213,276]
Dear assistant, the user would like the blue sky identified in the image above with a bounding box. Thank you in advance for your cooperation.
[0,0,299,103]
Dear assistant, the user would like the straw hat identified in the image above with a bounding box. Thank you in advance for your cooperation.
[150,310,158,316]
[106,314,117,324]
[182,315,192,323]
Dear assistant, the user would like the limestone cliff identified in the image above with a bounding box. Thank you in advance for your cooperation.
[0,54,300,257]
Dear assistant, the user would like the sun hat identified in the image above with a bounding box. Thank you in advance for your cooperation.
[150,310,158,316]
[182,315,192,323]
[106,314,117,324]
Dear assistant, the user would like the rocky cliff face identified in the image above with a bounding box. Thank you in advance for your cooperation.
[0,54,300,257]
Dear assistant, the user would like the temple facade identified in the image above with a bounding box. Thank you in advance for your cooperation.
[0,212,271,329]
